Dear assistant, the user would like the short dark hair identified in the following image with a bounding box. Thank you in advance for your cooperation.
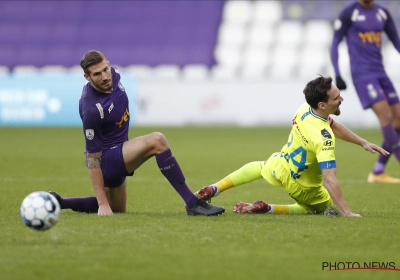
[303,75,333,109]
[80,50,107,74]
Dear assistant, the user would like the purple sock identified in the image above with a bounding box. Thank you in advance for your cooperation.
[61,197,98,213]
[373,141,391,175]
[381,124,400,161]
[373,126,400,175]
[156,149,198,208]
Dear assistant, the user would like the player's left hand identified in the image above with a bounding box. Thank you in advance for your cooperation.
[362,142,389,156]
[336,76,347,90]
[98,203,113,216]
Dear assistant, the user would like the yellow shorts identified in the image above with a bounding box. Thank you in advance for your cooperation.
[261,153,332,214]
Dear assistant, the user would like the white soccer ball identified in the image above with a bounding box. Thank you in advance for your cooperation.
[20,191,60,231]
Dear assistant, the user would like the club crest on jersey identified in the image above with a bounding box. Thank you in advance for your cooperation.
[321,129,332,140]
[85,129,94,140]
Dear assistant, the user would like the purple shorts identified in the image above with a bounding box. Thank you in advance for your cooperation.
[353,76,399,109]
[86,143,134,188]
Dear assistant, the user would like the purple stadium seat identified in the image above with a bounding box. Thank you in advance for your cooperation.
[0,1,31,22]
[1,1,224,69]
[55,2,84,22]
[50,23,79,45]
[26,3,60,23]
[0,45,17,68]
[311,1,338,20]
[45,47,77,67]
[15,47,47,67]
[0,24,24,44]
[126,46,159,66]
[23,24,52,46]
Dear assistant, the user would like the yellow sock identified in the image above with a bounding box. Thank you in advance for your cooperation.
[216,161,263,192]
[269,204,309,214]
[271,205,290,214]
[216,176,234,192]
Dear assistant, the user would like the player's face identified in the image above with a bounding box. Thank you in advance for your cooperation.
[84,60,113,93]
[326,84,344,116]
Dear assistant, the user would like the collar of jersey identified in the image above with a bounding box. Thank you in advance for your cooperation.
[309,106,327,122]
[89,82,113,96]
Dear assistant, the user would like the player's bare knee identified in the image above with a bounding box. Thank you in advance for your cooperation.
[109,200,126,213]
[149,132,169,152]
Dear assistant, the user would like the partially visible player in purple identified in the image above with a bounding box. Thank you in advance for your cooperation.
[50,50,225,216]
[330,0,400,183]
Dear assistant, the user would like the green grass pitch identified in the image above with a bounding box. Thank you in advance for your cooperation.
[0,126,399,280]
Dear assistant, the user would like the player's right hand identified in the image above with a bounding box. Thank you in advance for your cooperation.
[98,204,113,216]
[336,76,347,90]
[362,141,390,156]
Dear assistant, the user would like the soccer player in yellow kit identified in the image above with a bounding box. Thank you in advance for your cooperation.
[195,76,389,217]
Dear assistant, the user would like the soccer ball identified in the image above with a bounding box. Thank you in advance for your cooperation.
[20,191,61,231]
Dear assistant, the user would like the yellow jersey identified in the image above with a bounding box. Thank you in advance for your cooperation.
[278,103,336,188]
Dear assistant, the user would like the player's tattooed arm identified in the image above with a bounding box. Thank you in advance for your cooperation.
[87,152,102,169]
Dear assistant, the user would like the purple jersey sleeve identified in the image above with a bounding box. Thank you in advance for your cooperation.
[383,8,400,52]
[330,3,354,77]
[79,86,104,153]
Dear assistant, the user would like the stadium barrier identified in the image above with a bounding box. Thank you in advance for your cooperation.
[0,73,387,127]
[0,73,136,126]
[135,80,380,127]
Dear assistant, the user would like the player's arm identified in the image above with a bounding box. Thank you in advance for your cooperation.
[81,100,113,216]
[383,8,400,52]
[331,120,389,156]
[87,152,113,216]
[322,168,360,217]
[330,7,352,89]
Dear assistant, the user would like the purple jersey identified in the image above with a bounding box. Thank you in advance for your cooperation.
[79,67,130,153]
[331,2,400,82]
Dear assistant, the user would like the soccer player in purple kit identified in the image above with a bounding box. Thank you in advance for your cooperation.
[50,50,225,216]
[330,0,400,183]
